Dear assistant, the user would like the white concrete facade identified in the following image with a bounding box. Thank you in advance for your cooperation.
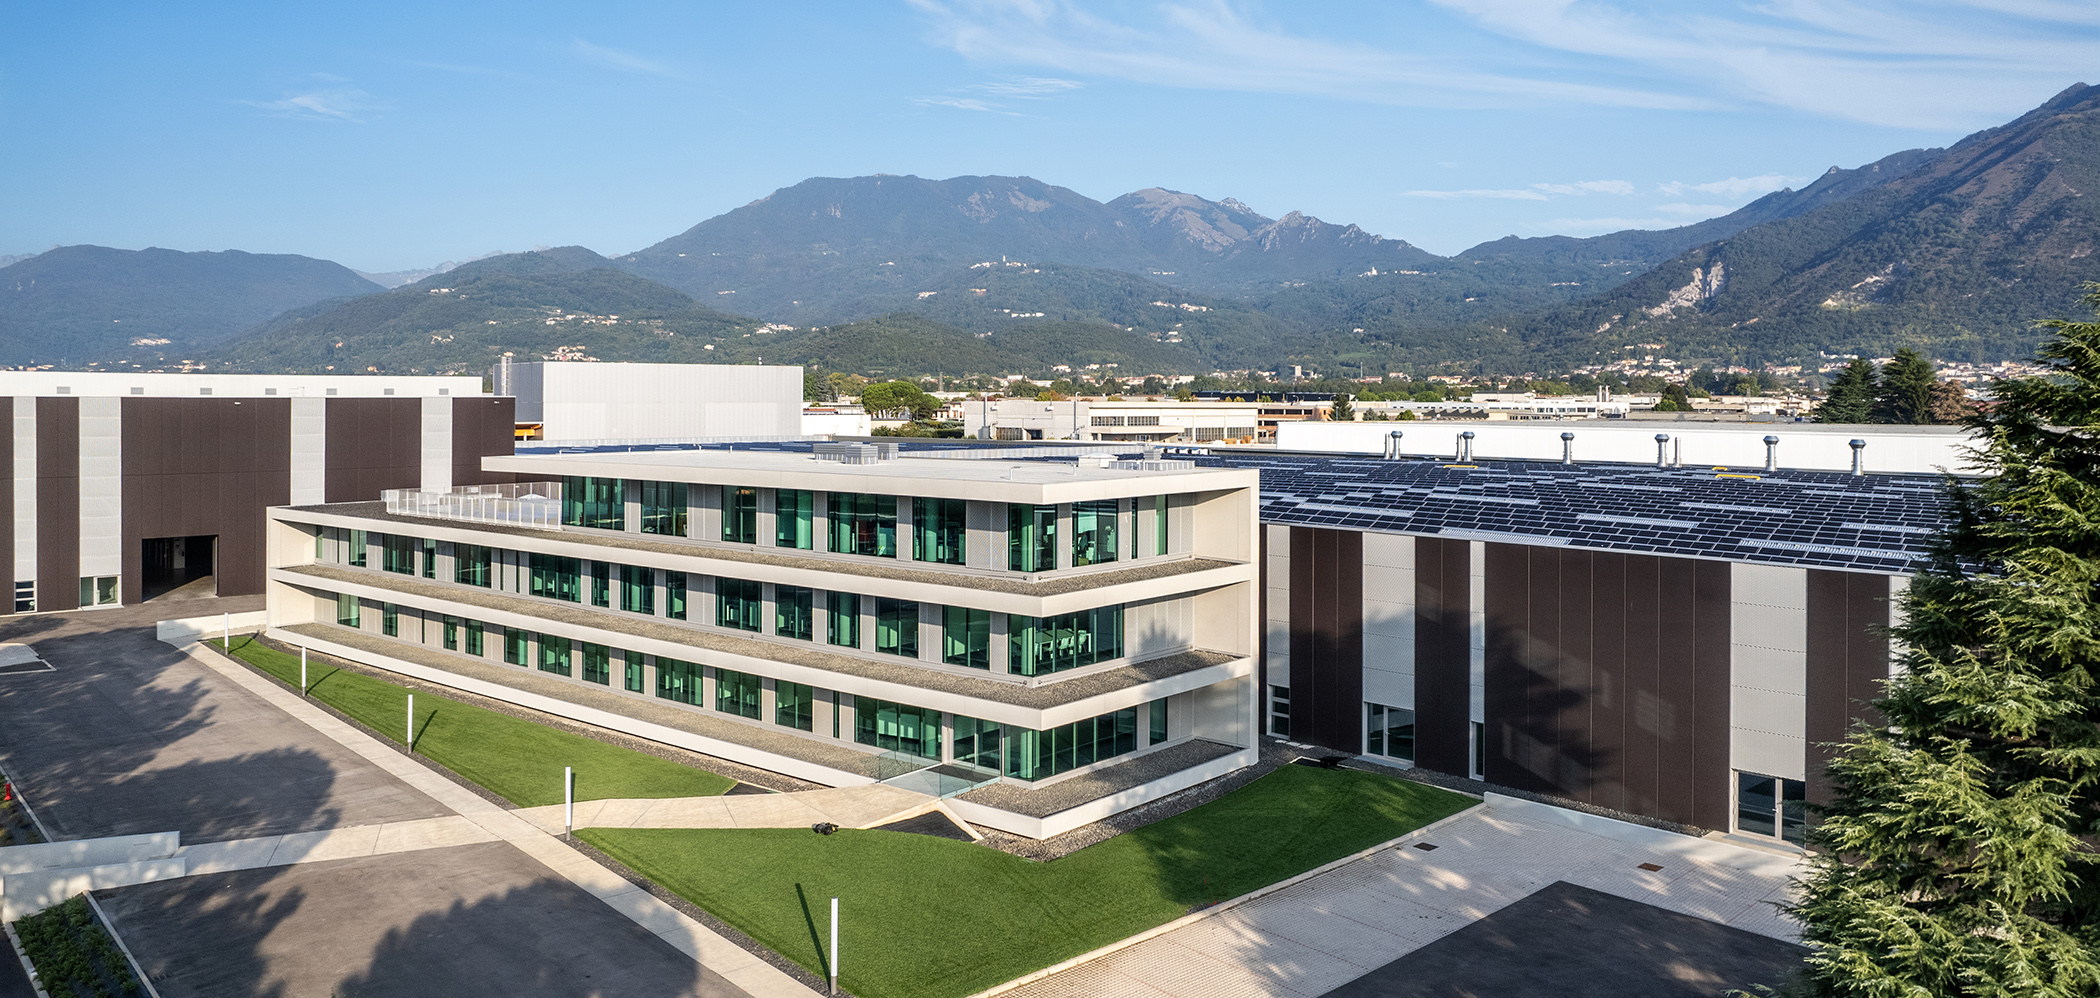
[505,363,804,444]
[1276,420,1975,475]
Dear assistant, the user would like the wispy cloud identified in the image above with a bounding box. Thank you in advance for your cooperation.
[1532,180,1636,196]
[573,39,683,79]
[1405,180,1632,200]
[1537,215,1696,234]
[1658,173,1806,198]
[913,96,1017,114]
[974,76,1084,97]
[1405,188,1551,201]
[240,87,380,122]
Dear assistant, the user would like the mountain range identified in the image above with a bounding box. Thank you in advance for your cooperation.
[6,83,2097,378]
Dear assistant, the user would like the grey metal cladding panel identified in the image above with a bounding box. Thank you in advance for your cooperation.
[1413,537,1471,774]
[36,396,79,611]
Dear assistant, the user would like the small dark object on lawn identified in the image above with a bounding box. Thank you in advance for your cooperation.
[1319,755,1348,770]
[812,822,839,835]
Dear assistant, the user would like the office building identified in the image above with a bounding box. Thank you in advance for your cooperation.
[261,444,1261,838]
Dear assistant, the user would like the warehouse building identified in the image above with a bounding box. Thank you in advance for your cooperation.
[0,372,513,613]
[494,361,805,445]
[260,444,1261,838]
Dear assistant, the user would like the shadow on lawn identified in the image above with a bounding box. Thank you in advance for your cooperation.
[796,883,832,979]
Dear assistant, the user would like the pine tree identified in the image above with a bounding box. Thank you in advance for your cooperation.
[1817,358,1878,423]
[1330,394,1354,421]
[1873,348,1939,424]
[1785,284,2100,996]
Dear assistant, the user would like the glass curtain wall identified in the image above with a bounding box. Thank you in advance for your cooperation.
[715,669,762,718]
[720,486,758,543]
[336,593,360,627]
[442,616,459,650]
[464,621,484,656]
[455,544,492,587]
[667,574,687,620]
[529,554,581,602]
[854,698,940,759]
[346,529,367,567]
[589,561,611,607]
[381,604,399,636]
[775,681,815,730]
[775,585,815,640]
[1150,699,1168,745]
[655,658,702,705]
[619,565,654,614]
[561,476,626,530]
[1366,704,1415,761]
[640,481,689,536]
[420,538,437,578]
[1009,504,1057,572]
[580,643,611,685]
[537,633,572,676]
[828,493,895,557]
[775,489,814,549]
[1000,704,1149,781]
[941,606,991,669]
[875,599,919,658]
[1071,500,1119,567]
[1007,605,1124,676]
[913,498,967,565]
[952,716,1004,771]
[381,534,416,575]
[716,578,762,631]
[828,592,860,647]
[1153,494,1169,556]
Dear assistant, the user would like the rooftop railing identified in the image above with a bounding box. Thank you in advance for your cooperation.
[381,482,565,529]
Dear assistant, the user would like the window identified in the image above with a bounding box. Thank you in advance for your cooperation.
[1007,605,1124,676]
[623,652,645,693]
[1472,721,1486,778]
[1366,704,1415,761]
[827,591,860,647]
[381,534,417,575]
[537,633,571,676]
[828,493,895,557]
[589,561,612,607]
[666,573,687,620]
[716,578,762,631]
[775,489,814,549]
[656,658,701,705]
[464,621,484,657]
[855,698,939,759]
[619,564,654,614]
[580,642,611,685]
[775,585,815,640]
[913,497,967,565]
[953,715,1004,770]
[720,486,758,543]
[13,581,31,614]
[941,606,990,669]
[420,538,437,578]
[381,603,399,637]
[715,669,762,718]
[455,545,491,587]
[640,481,688,536]
[1737,772,1807,846]
[875,598,919,658]
[76,576,118,607]
[1003,705,1142,781]
[775,681,814,730]
[1154,495,1169,556]
[337,593,361,627]
[442,616,459,651]
[1150,698,1168,745]
[1009,504,1057,572]
[346,528,366,567]
[1270,685,1291,737]
[529,553,581,603]
[503,627,527,665]
[1071,500,1118,567]
[561,476,626,530]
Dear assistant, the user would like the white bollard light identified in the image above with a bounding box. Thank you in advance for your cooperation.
[301,647,308,694]
[406,694,414,751]
[565,766,574,837]
[222,612,230,649]
[829,896,839,995]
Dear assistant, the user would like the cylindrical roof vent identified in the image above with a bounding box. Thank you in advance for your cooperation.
[1560,431,1575,465]
[1386,430,1404,460]
[1849,438,1866,476]
[1459,430,1476,462]
[1763,435,1780,472]
[1654,433,1670,469]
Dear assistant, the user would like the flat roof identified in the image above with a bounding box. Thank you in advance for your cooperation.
[0,371,484,398]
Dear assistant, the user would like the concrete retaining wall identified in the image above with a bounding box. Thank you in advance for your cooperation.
[0,859,188,921]
[156,611,268,644]
[0,832,179,875]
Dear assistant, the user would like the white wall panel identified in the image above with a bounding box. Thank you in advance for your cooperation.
[13,398,33,585]
[1265,523,1289,686]
[419,396,453,492]
[289,398,327,505]
[77,397,122,578]
[1469,540,1486,723]
[1730,562,1808,782]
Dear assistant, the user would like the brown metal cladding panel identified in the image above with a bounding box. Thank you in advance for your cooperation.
[1588,552,1629,812]
[1622,554,1663,819]
[1803,569,1853,805]
[1651,557,1699,825]
[1527,546,1564,795]
[120,399,292,600]
[1844,574,1891,732]
[451,396,516,487]
[1692,559,1735,831]
[325,398,422,502]
[1557,549,1597,806]
[1288,527,1317,739]
[1317,529,1365,752]
[0,400,12,613]
[36,397,80,612]
[1413,537,1471,775]
[1483,542,1540,791]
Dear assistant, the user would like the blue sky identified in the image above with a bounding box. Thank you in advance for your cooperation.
[3,1,2095,269]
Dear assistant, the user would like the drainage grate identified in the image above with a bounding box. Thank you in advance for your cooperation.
[1414,842,1439,851]
[1637,862,1664,872]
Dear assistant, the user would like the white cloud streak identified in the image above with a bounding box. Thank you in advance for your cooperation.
[1406,179,1633,199]
[240,88,380,122]
[1658,173,1808,198]
[573,39,684,79]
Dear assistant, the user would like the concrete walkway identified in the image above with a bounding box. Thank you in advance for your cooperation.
[179,640,816,998]
[991,800,1804,998]
[175,815,501,875]
[513,784,933,835]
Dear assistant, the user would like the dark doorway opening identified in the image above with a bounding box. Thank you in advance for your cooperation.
[142,535,217,601]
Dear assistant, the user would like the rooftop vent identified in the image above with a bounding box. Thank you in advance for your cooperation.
[813,441,897,464]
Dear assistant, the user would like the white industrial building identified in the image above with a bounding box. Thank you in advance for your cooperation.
[495,362,805,445]
[962,398,1262,443]
[1276,419,1975,476]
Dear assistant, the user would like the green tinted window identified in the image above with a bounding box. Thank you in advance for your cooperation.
[775,489,814,549]
[775,585,815,640]
[875,598,919,658]
[913,497,967,565]
[1009,504,1057,572]
[828,493,896,557]
[775,681,814,730]
[561,476,626,530]
[529,553,581,603]
[716,578,762,631]
[942,606,990,669]
[537,633,571,676]
[655,658,701,705]
[640,481,688,536]
[715,669,762,718]
[1007,605,1124,676]
[1071,500,1118,567]
[454,544,491,587]
[854,698,939,759]
[827,591,860,647]
[580,643,611,685]
[720,486,758,543]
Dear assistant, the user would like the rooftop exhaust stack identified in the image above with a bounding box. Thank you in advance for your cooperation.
[1459,430,1476,462]
[1560,431,1575,465]
[1763,435,1780,472]
[1385,430,1404,460]
[1849,438,1866,476]
[1654,434,1670,469]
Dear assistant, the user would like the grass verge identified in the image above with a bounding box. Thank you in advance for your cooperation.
[582,763,1475,998]
[212,635,733,806]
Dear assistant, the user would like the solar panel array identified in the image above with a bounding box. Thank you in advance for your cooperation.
[516,439,1956,573]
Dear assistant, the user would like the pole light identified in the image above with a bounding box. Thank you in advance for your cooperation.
[300,646,308,695]
[565,766,574,839]
[829,896,839,995]
[222,612,230,649]
[406,694,414,752]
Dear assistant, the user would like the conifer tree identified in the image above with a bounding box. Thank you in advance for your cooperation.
[1873,348,1939,424]
[1785,285,2100,996]
[1817,358,1878,423]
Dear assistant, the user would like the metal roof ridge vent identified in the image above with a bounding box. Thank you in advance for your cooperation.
[812,441,893,464]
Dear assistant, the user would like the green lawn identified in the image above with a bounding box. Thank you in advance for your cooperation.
[582,764,1475,998]
[213,636,734,806]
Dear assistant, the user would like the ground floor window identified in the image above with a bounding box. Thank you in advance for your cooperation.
[503,627,526,665]
[1269,685,1291,738]
[337,593,360,628]
[77,576,117,607]
[855,697,939,758]
[1737,771,1807,846]
[623,652,645,693]
[1366,703,1415,762]
[953,715,1003,770]
[538,633,571,677]
[656,657,701,705]
[1472,721,1486,779]
[1001,704,1144,782]
[715,668,762,718]
[776,681,814,730]
[580,642,611,686]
